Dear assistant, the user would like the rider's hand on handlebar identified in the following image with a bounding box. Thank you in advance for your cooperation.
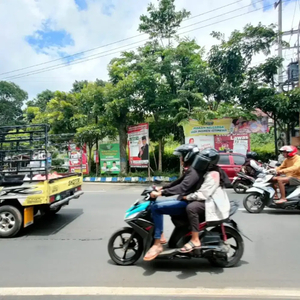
[267,169,277,175]
[150,191,161,198]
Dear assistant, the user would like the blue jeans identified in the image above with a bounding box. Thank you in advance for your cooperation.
[151,199,187,239]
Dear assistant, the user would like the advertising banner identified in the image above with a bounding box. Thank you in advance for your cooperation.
[214,135,250,155]
[128,123,149,168]
[183,118,233,136]
[183,117,268,137]
[99,143,120,174]
[232,117,268,134]
[185,135,215,151]
[68,142,89,175]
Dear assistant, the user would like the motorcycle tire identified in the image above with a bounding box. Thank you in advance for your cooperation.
[243,192,265,213]
[233,180,247,194]
[107,227,143,266]
[208,226,244,268]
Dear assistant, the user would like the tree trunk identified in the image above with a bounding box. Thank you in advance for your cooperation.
[158,138,163,172]
[274,116,278,156]
[286,123,291,145]
[88,143,92,174]
[118,125,128,174]
[95,116,99,176]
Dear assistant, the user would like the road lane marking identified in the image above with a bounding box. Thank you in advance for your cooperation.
[82,191,106,193]
[83,189,237,193]
[0,287,300,298]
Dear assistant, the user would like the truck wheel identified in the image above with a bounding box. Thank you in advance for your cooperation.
[0,206,23,238]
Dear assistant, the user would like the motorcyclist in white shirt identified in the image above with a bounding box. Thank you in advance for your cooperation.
[242,152,265,178]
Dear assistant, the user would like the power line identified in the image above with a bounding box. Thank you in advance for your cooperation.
[0,0,244,77]
[178,0,263,31]
[4,1,268,81]
[4,39,149,80]
[5,43,146,80]
[284,0,298,59]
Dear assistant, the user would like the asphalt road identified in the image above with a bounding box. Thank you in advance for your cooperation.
[1,183,300,300]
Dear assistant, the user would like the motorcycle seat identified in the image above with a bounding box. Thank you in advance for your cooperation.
[206,218,229,227]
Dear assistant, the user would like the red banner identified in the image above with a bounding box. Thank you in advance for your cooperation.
[214,134,250,155]
[68,142,89,175]
[128,123,149,168]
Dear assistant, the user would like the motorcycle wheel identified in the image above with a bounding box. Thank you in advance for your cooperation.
[107,227,143,266]
[233,180,247,194]
[243,193,265,213]
[208,227,244,268]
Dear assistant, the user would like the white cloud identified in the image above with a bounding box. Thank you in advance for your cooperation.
[0,0,298,100]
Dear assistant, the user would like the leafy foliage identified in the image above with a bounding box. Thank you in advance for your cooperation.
[0,81,28,126]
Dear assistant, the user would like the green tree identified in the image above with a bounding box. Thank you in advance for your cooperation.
[70,80,89,93]
[0,81,28,126]
[75,82,117,175]
[207,23,283,108]
[105,67,143,174]
[27,89,55,112]
[32,91,79,134]
[138,0,190,41]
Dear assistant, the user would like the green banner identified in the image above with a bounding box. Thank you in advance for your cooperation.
[99,143,120,174]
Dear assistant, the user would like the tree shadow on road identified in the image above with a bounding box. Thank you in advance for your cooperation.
[20,208,84,237]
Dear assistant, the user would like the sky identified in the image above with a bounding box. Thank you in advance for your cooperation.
[0,0,299,100]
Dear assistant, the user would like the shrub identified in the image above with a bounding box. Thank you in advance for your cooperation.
[252,145,276,162]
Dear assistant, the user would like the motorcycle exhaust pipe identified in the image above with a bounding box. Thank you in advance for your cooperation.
[237,183,250,190]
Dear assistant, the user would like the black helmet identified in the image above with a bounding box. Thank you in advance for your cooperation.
[173,144,199,164]
[246,152,257,159]
[192,148,219,172]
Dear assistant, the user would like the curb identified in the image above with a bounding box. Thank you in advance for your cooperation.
[83,176,178,183]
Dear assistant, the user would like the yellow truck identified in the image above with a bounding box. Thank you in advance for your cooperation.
[0,124,84,238]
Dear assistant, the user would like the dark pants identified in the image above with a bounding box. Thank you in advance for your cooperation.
[186,201,205,232]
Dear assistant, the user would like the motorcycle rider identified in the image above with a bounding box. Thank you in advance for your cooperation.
[180,148,230,253]
[143,144,205,261]
[273,145,300,203]
[242,152,265,178]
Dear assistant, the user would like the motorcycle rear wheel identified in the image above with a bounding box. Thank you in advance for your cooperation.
[208,227,244,268]
[108,227,143,266]
[243,193,265,213]
[233,180,247,194]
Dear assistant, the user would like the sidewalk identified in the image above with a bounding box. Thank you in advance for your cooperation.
[83,176,177,183]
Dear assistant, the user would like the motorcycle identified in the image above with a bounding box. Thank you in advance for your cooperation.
[108,186,247,268]
[232,160,278,194]
[243,172,300,213]
[232,171,255,194]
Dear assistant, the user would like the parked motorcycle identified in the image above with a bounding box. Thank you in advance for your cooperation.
[108,186,247,268]
[243,172,300,213]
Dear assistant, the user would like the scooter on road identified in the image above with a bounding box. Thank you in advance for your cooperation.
[243,171,300,213]
[108,185,247,268]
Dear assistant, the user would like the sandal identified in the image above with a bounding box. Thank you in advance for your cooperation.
[275,199,287,204]
[143,246,163,261]
[179,241,201,253]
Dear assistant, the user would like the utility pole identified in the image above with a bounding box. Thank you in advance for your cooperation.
[275,0,283,88]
